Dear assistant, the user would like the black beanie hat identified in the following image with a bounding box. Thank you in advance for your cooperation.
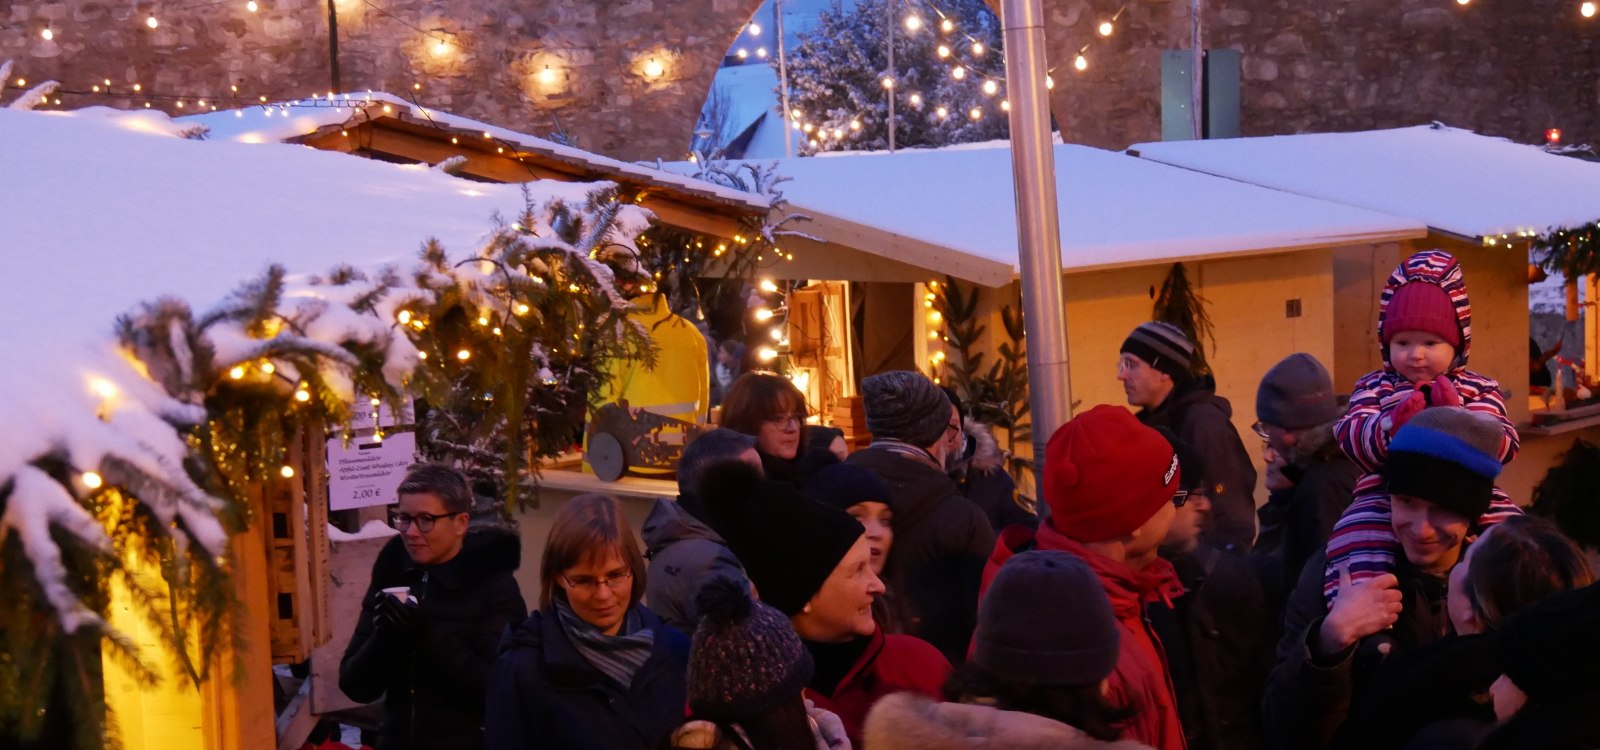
[1498,580,1600,704]
[862,370,952,448]
[688,576,814,722]
[972,550,1121,687]
[1384,407,1504,521]
[700,461,865,616]
[804,463,896,513]
[1120,321,1196,383]
[1256,353,1341,430]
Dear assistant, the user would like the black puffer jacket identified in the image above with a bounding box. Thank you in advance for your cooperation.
[1138,375,1259,555]
[846,445,996,666]
[339,528,527,750]
[1148,544,1274,750]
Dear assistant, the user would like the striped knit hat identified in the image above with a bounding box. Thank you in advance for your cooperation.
[1385,407,1504,521]
[1121,321,1196,382]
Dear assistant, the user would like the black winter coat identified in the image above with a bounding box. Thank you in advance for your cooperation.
[1253,449,1359,623]
[1148,544,1274,750]
[846,446,996,666]
[484,605,690,750]
[339,529,527,750]
[1341,633,1498,750]
[1476,695,1600,750]
[1262,549,1452,750]
[1138,375,1259,555]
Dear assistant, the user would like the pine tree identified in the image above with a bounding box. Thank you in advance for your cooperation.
[782,0,1010,153]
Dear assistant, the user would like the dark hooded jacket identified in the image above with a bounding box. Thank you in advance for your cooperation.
[640,496,747,633]
[949,420,1037,533]
[1251,424,1359,620]
[339,528,527,750]
[1137,374,1258,555]
[846,444,996,666]
[484,605,689,750]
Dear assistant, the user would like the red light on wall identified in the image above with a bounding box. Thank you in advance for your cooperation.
[1546,128,1563,144]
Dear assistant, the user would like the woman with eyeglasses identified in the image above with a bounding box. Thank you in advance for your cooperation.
[720,371,847,487]
[485,493,690,750]
[340,463,526,750]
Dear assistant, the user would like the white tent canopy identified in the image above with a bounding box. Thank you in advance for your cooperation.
[1130,124,1600,242]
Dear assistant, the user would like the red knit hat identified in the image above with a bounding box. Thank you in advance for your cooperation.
[1043,405,1181,542]
[1384,281,1461,348]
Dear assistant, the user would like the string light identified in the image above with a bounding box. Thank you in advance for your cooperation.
[89,378,118,400]
[935,105,949,119]
[1047,75,1055,90]
[759,279,780,293]
[644,57,665,78]
[756,47,768,58]
[909,93,923,106]
[146,13,159,29]
[941,18,955,33]
[456,348,471,361]
[40,26,53,41]
[937,44,951,58]
[748,21,762,36]
[971,41,985,55]
[433,37,450,56]
[850,119,862,130]
[736,48,749,59]
[1074,54,1089,71]
[247,0,259,11]
[295,387,311,402]
[229,365,246,379]
[881,76,895,89]
[261,362,275,375]
[279,465,295,478]
[1000,99,1011,111]
[968,106,983,120]
[904,14,924,31]
[1099,20,1114,36]
[82,471,104,489]
[1584,1,1597,17]
[982,79,999,96]
[757,347,779,362]
[1455,0,1469,5]
[951,65,966,80]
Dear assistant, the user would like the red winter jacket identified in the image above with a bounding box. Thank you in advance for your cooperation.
[804,626,951,747]
[981,523,1188,750]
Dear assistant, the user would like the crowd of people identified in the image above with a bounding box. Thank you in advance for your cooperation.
[339,250,1600,750]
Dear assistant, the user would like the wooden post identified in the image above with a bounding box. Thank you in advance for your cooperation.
[201,487,277,750]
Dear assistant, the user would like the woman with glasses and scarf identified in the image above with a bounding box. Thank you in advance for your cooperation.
[720,372,846,487]
[340,463,526,750]
[485,493,690,750]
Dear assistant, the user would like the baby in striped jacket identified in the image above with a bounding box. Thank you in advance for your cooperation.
[1322,249,1521,606]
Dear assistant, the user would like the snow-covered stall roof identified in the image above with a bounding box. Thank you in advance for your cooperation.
[181,92,770,216]
[673,143,1426,286]
[1129,125,1600,242]
[0,106,622,615]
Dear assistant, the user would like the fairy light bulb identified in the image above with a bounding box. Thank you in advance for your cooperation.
[1584,2,1597,17]
[82,471,104,489]
[968,106,983,120]
[904,14,923,31]
[982,79,999,96]
[937,44,951,58]
[755,308,776,321]
[756,46,768,58]
[41,26,54,41]
[644,57,665,78]
[881,76,895,89]
[90,378,118,400]
[1455,0,1469,5]
[456,349,471,361]
[1098,20,1114,36]
[1074,54,1088,71]
[397,310,413,324]
[770,328,784,341]
[850,119,862,131]
[146,13,159,29]
[736,48,749,59]
[935,105,949,119]
[758,347,779,362]
[295,387,311,402]
[971,41,985,55]
[951,65,966,80]
[229,366,246,379]
[940,18,955,33]
[1046,75,1055,90]
[280,465,296,478]
[909,93,923,106]
[833,127,844,139]
[1000,99,1011,111]
[759,278,780,293]
[247,0,259,11]
[261,362,275,375]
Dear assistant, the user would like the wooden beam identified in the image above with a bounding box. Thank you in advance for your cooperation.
[201,487,277,750]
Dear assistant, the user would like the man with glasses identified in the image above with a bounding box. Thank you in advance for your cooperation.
[1250,354,1360,618]
[845,370,996,666]
[341,463,527,750]
[1119,321,1258,556]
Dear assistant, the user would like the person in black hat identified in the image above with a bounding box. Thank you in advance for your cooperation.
[700,461,951,748]
[806,462,914,634]
[864,550,1150,750]
[846,370,995,666]
[1118,321,1257,555]
[1479,580,1600,749]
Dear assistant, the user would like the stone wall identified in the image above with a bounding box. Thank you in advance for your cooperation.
[5,0,1597,161]
[1029,0,1600,150]
[1,0,765,161]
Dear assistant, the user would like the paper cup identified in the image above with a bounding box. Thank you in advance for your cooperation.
[381,586,414,604]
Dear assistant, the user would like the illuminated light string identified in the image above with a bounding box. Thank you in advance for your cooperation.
[778,0,1126,148]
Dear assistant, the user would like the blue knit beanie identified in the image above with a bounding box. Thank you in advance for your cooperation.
[1385,407,1504,520]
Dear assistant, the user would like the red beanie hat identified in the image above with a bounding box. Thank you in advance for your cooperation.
[1043,405,1181,542]
[1385,281,1461,348]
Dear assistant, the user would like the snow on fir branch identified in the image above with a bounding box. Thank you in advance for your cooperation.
[2,59,59,111]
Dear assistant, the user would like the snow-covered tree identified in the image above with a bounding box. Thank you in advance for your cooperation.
[781,0,1010,153]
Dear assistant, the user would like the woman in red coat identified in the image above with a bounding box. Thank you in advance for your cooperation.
[700,461,951,746]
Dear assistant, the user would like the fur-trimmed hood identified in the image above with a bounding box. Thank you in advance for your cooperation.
[953,421,1006,475]
[863,693,1154,750]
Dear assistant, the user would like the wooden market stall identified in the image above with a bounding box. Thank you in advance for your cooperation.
[1131,124,1600,500]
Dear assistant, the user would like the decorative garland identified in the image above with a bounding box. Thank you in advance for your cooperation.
[1533,219,1600,278]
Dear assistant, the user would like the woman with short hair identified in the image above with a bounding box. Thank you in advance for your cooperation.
[485,493,689,750]
[719,372,845,486]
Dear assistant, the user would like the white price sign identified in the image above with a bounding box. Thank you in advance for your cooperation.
[327,432,417,511]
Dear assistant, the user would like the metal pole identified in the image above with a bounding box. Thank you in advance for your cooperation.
[327,0,342,93]
[885,0,897,152]
[1000,0,1073,467]
[775,0,794,158]
[1190,0,1203,139]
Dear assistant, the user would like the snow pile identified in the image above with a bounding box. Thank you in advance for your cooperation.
[1130,124,1600,240]
[328,520,400,543]
[0,105,649,631]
